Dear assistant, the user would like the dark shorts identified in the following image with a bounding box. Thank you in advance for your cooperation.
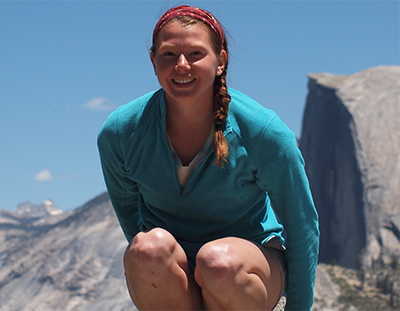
[262,242,287,300]
[176,238,202,271]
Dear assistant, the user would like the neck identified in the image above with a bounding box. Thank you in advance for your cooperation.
[166,105,214,136]
[165,94,214,135]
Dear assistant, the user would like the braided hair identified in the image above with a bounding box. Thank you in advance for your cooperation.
[212,38,230,166]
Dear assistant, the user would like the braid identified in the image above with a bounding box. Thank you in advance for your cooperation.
[213,69,231,166]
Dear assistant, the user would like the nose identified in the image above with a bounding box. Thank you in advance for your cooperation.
[175,54,190,71]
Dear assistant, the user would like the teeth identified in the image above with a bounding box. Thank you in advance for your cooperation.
[174,79,194,84]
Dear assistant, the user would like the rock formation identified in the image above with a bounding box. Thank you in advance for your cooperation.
[300,66,400,269]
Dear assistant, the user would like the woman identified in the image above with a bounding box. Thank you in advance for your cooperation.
[98,5,319,311]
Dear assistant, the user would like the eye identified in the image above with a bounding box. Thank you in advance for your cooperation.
[191,51,202,56]
[163,51,175,57]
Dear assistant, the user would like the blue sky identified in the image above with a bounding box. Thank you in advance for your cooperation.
[0,0,399,211]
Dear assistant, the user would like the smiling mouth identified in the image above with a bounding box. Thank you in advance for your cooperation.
[173,78,195,84]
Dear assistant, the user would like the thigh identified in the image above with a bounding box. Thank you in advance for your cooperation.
[195,237,283,310]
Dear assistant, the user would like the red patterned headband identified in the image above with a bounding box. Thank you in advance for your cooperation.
[153,5,225,46]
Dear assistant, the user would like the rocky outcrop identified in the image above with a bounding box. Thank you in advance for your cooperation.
[300,66,400,269]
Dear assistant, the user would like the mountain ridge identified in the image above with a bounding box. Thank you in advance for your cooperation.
[0,192,133,311]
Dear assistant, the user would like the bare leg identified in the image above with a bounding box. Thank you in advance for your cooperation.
[124,228,202,310]
[194,237,282,311]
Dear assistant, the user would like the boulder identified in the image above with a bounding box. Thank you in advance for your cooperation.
[300,66,400,269]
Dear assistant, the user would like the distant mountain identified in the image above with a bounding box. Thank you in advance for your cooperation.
[0,192,134,311]
[300,66,400,270]
[15,199,63,217]
[300,66,400,309]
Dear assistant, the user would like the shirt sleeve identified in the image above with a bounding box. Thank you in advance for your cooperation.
[97,110,142,242]
[256,114,320,310]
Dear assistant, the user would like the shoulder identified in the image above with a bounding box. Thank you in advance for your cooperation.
[228,88,275,118]
[98,89,163,139]
[106,89,162,130]
[227,88,292,140]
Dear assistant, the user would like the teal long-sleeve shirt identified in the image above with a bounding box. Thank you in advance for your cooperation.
[97,88,319,310]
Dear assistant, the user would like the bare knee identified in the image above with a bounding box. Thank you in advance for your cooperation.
[124,228,177,274]
[194,239,242,288]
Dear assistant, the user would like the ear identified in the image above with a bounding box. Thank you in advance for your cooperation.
[216,49,227,76]
[150,53,157,76]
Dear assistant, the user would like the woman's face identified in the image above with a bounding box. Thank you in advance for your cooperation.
[151,20,227,108]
